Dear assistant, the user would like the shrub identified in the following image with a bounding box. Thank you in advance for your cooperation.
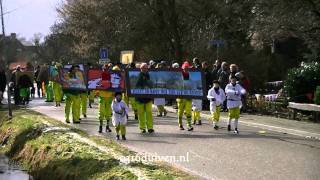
[284,61,320,103]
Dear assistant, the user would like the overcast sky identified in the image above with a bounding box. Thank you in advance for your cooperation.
[2,0,62,41]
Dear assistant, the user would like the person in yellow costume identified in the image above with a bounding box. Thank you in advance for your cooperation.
[97,64,114,133]
[125,62,138,120]
[74,66,88,119]
[135,63,154,133]
[129,96,138,120]
[52,63,63,107]
[154,62,167,117]
[63,65,81,124]
[87,63,95,108]
[80,92,88,118]
[176,61,194,131]
[207,80,226,130]
[45,63,54,102]
[225,75,246,134]
[192,99,202,125]
[88,91,95,108]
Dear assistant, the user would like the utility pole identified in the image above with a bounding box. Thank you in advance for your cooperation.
[1,0,13,118]
[0,0,4,35]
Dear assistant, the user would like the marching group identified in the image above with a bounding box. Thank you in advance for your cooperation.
[0,58,249,140]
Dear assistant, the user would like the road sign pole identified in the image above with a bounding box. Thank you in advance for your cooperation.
[216,44,219,60]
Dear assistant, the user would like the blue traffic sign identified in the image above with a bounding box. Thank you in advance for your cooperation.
[100,48,108,60]
[210,39,225,46]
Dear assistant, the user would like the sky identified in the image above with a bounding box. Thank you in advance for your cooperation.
[2,0,63,41]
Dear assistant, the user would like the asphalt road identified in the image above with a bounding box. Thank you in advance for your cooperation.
[24,98,320,180]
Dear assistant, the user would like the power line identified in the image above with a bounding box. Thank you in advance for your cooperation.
[1,6,21,16]
[0,1,33,17]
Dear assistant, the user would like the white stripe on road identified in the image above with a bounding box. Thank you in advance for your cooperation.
[164,106,320,140]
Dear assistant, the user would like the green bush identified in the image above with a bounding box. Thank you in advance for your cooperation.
[284,61,320,103]
[315,86,320,105]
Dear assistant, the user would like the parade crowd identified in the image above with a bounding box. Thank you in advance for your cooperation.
[0,58,250,140]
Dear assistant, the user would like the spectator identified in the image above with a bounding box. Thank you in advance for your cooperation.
[236,71,250,112]
[217,62,229,90]
[202,61,212,110]
[126,62,136,69]
[149,60,156,69]
[202,61,212,90]
[217,62,229,111]
[229,64,238,77]
[192,57,201,69]
[11,66,22,105]
[172,62,180,69]
[211,59,222,81]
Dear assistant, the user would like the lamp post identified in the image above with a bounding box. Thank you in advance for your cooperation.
[1,0,13,118]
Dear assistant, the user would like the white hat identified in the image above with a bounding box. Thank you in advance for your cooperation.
[172,63,179,68]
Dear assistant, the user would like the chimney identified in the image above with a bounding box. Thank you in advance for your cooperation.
[10,33,16,39]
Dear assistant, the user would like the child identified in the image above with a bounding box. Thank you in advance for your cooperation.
[225,76,246,134]
[154,98,167,117]
[207,80,225,130]
[192,99,202,125]
[111,92,129,140]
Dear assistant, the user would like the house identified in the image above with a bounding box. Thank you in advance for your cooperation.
[0,33,37,70]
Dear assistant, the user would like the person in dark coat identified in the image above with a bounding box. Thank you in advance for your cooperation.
[0,69,6,104]
[18,73,33,105]
[192,57,201,69]
[211,59,222,81]
[201,61,212,110]
[217,62,230,111]
[10,66,22,105]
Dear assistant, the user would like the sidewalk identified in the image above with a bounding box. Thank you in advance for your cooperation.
[165,106,320,140]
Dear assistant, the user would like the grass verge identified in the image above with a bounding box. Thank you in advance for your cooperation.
[0,109,194,180]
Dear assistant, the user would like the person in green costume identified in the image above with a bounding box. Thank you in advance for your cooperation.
[80,92,88,118]
[52,63,63,107]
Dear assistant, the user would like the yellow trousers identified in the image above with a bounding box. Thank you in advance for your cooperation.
[115,124,126,136]
[176,99,192,127]
[211,106,221,122]
[136,101,153,130]
[192,111,201,122]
